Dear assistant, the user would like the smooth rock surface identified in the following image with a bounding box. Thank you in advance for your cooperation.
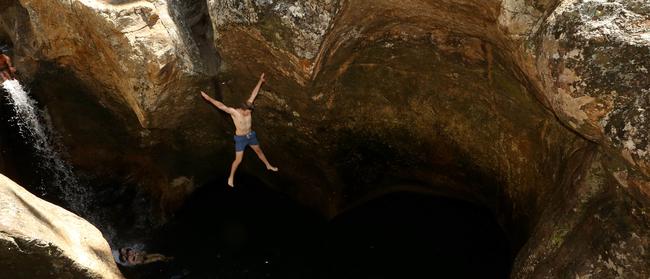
[0,174,123,279]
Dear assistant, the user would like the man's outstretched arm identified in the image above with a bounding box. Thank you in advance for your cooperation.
[246,73,266,105]
[201,91,236,114]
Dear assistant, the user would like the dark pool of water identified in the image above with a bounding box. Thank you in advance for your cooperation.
[119,175,511,279]
[3,76,510,279]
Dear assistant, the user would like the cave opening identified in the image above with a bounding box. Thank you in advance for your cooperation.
[118,175,511,278]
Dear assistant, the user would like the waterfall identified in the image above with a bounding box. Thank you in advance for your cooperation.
[2,79,89,214]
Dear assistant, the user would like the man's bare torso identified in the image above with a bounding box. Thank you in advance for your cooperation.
[231,109,252,135]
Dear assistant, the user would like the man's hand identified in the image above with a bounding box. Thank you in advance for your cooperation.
[9,67,15,74]
[200,91,210,100]
[247,74,266,104]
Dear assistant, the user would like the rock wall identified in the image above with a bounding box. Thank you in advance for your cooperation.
[206,1,649,276]
[1,0,228,219]
[0,174,123,279]
[503,0,650,174]
[512,150,650,278]
[0,0,648,277]
[15,0,210,128]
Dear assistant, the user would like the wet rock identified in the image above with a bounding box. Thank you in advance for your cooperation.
[0,173,123,278]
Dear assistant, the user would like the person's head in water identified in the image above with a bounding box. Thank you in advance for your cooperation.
[118,248,130,262]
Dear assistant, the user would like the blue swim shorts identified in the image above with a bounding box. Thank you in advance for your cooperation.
[234,131,259,152]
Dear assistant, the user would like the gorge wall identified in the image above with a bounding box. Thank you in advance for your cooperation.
[0,0,648,277]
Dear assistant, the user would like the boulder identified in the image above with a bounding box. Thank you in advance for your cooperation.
[0,173,123,279]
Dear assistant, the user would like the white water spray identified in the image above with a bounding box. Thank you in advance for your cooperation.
[2,79,89,214]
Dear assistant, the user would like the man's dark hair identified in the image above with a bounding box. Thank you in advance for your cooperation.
[240,102,254,111]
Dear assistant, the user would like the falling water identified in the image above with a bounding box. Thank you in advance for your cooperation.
[2,79,89,214]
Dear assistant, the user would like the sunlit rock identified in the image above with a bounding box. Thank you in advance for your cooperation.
[0,174,123,278]
[12,0,211,129]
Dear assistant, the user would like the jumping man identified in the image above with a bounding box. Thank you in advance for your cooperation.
[200,73,278,187]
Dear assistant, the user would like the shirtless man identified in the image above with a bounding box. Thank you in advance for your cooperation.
[200,73,278,187]
[0,49,16,81]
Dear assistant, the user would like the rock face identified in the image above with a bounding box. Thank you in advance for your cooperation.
[0,174,123,279]
[1,0,227,219]
[0,0,648,277]
[12,0,213,129]
[503,0,650,175]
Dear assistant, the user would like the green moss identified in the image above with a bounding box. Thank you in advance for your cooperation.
[549,228,570,249]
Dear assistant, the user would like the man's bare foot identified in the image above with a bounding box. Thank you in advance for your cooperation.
[227,177,234,187]
[267,166,279,172]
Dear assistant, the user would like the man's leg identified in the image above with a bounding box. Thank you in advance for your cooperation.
[250,145,278,171]
[143,253,172,264]
[228,151,244,187]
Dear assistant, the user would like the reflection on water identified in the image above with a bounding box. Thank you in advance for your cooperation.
[119,175,511,278]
